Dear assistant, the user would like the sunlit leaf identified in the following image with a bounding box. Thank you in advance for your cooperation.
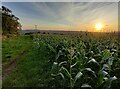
[108,58,113,66]
[102,64,110,71]
[101,49,111,63]
[61,66,72,80]
[71,61,78,68]
[75,72,83,80]
[59,61,67,66]
[100,70,109,76]
[85,68,96,77]
[103,76,117,89]
[81,84,92,88]
[59,73,65,79]
[88,58,99,65]
[110,76,117,81]
[51,62,58,74]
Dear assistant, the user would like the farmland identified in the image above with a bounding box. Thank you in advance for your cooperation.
[2,32,120,88]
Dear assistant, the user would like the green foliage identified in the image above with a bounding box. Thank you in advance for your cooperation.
[2,35,32,63]
[2,34,120,88]
[33,34,120,88]
[1,6,21,35]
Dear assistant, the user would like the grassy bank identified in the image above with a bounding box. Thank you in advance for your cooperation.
[2,35,33,63]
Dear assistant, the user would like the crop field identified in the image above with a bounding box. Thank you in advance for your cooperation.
[2,33,120,89]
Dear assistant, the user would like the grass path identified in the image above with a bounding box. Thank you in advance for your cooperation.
[2,38,52,87]
[2,35,33,80]
[2,45,31,80]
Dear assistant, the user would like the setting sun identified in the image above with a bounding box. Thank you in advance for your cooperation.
[95,24,103,31]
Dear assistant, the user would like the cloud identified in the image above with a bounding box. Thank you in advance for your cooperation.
[2,2,118,31]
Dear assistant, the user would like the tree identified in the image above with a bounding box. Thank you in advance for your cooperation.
[1,6,22,35]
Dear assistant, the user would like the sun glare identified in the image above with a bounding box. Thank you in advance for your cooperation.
[95,24,103,31]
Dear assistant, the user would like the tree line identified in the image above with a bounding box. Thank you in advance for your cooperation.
[1,6,22,35]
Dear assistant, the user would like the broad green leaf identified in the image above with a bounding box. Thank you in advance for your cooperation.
[55,50,62,60]
[88,58,99,65]
[101,49,111,63]
[102,64,110,71]
[104,77,108,81]
[48,44,56,53]
[85,68,96,77]
[110,76,117,81]
[81,84,92,88]
[61,66,72,80]
[103,76,117,89]
[75,72,83,80]
[97,70,109,87]
[108,58,113,66]
[51,62,58,74]
[97,75,104,86]
[114,52,118,60]
[73,71,83,87]
[100,70,109,76]
[71,61,78,68]
[59,61,67,66]
[51,74,56,77]
[111,49,117,52]
[59,73,65,79]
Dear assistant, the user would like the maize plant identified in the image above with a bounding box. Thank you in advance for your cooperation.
[33,34,120,89]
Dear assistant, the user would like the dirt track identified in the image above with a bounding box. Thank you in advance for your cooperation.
[2,50,26,80]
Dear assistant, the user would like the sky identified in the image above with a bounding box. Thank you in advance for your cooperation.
[2,2,118,32]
